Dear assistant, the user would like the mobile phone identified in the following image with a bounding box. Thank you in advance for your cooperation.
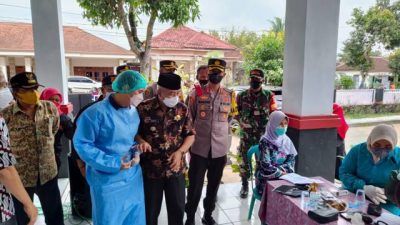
[340,213,352,221]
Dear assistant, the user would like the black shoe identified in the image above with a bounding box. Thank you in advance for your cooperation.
[201,216,216,225]
[240,185,249,198]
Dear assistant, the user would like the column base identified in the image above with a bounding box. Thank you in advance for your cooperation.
[286,114,340,182]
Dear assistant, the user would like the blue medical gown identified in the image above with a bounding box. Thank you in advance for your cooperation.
[73,98,145,225]
[340,143,400,216]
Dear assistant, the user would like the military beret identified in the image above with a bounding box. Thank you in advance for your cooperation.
[250,69,264,78]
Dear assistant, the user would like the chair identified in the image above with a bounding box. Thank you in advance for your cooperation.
[247,145,262,220]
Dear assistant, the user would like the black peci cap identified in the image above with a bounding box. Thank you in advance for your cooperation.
[157,73,181,90]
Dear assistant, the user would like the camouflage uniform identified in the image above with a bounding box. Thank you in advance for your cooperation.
[236,89,276,184]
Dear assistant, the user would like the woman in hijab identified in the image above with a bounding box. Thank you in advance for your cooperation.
[340,124,400,215]
[333,103,349,179]
[40,88,74,171]
[255,111,297,196]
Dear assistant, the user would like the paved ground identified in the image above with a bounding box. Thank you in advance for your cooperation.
[34,179,260,225]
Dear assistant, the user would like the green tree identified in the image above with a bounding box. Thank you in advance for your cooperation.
[269,17,285,36]
[339,75,355,89]
[389,48,400,84]
[340,8,374,89]
[340,30,373,89]
[209,28,260,57]
[243,32,284,86]
[77,0,200,77]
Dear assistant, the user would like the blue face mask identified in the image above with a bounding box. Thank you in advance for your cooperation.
[275,126,287,136]
[371,148,390,159]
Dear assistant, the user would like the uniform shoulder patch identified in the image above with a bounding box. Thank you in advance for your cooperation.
[223,87,233,94]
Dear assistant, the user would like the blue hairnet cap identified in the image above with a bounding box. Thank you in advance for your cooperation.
[112,70,147,94]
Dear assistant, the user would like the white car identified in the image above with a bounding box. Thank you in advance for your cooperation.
[68,76,101,93]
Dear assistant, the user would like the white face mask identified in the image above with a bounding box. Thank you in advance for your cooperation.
[162,96,179,108]
[0,88,13,110]
[130,93,144,107]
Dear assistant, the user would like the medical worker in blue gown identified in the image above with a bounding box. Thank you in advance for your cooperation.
[73,70,148,225]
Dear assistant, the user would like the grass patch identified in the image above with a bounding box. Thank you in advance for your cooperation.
[345,112,400,119]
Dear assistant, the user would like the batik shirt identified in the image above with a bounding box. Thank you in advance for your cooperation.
[137,97,194,179]
[1,101,59,187]
[0,117,17,222]
[255,138,296,195]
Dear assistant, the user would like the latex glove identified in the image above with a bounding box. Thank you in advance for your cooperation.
[364,185,387,205]
[350,213,364,225]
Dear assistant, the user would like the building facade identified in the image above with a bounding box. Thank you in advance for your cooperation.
[0,22,136,81]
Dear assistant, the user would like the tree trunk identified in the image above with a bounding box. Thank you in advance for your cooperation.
[139,52,151,80]
[359,72,368,89]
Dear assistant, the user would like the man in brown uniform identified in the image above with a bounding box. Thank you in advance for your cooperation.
[185,59,237,225]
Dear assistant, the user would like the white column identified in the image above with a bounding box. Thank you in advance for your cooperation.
[8,57,16,77]
[65,58,71,77]
[282,0,340,116]
[24,57,32,72]
[0,57,7,82]
[30,0,68,103]
[118,59,125,65]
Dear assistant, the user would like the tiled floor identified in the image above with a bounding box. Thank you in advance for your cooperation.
[33,179,261,225]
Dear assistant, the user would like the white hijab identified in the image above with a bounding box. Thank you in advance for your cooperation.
[261,111,297,156]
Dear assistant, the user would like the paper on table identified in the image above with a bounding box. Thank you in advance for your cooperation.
[374,212,400,225]
[280,173,324,185]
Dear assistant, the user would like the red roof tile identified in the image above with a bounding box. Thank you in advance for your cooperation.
[336,57,391,73]
[0,22,133,55]
[152,26,237,50]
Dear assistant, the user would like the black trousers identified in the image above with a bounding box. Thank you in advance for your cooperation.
[13,176,64,225]
[335,135,346,180]
[185,152,227,219]
[144,174,186,225]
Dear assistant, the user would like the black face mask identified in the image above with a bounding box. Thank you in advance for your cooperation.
[208,73,223,84]
[250,80,262,90]
[199,80,208,86]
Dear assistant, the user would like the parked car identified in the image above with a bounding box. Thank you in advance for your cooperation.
[68,76,101,93]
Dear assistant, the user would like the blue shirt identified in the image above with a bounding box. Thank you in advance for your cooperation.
[340,142,400,215]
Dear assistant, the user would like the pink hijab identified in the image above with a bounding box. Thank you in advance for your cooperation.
[40,88,63,114]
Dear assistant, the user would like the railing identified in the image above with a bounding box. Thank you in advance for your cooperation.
[335,89,375,106]
[383,90,400,104]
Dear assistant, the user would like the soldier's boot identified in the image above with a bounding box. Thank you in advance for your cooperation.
[185,216,195,225]
[240,178,249,199]
[201,214,216,225]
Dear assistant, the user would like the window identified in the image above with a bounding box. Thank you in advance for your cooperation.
[68,77,79,82]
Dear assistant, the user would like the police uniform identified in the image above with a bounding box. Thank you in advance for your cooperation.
[144,60,185,101]
[185,59,237,225]
[236,69,277,196]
